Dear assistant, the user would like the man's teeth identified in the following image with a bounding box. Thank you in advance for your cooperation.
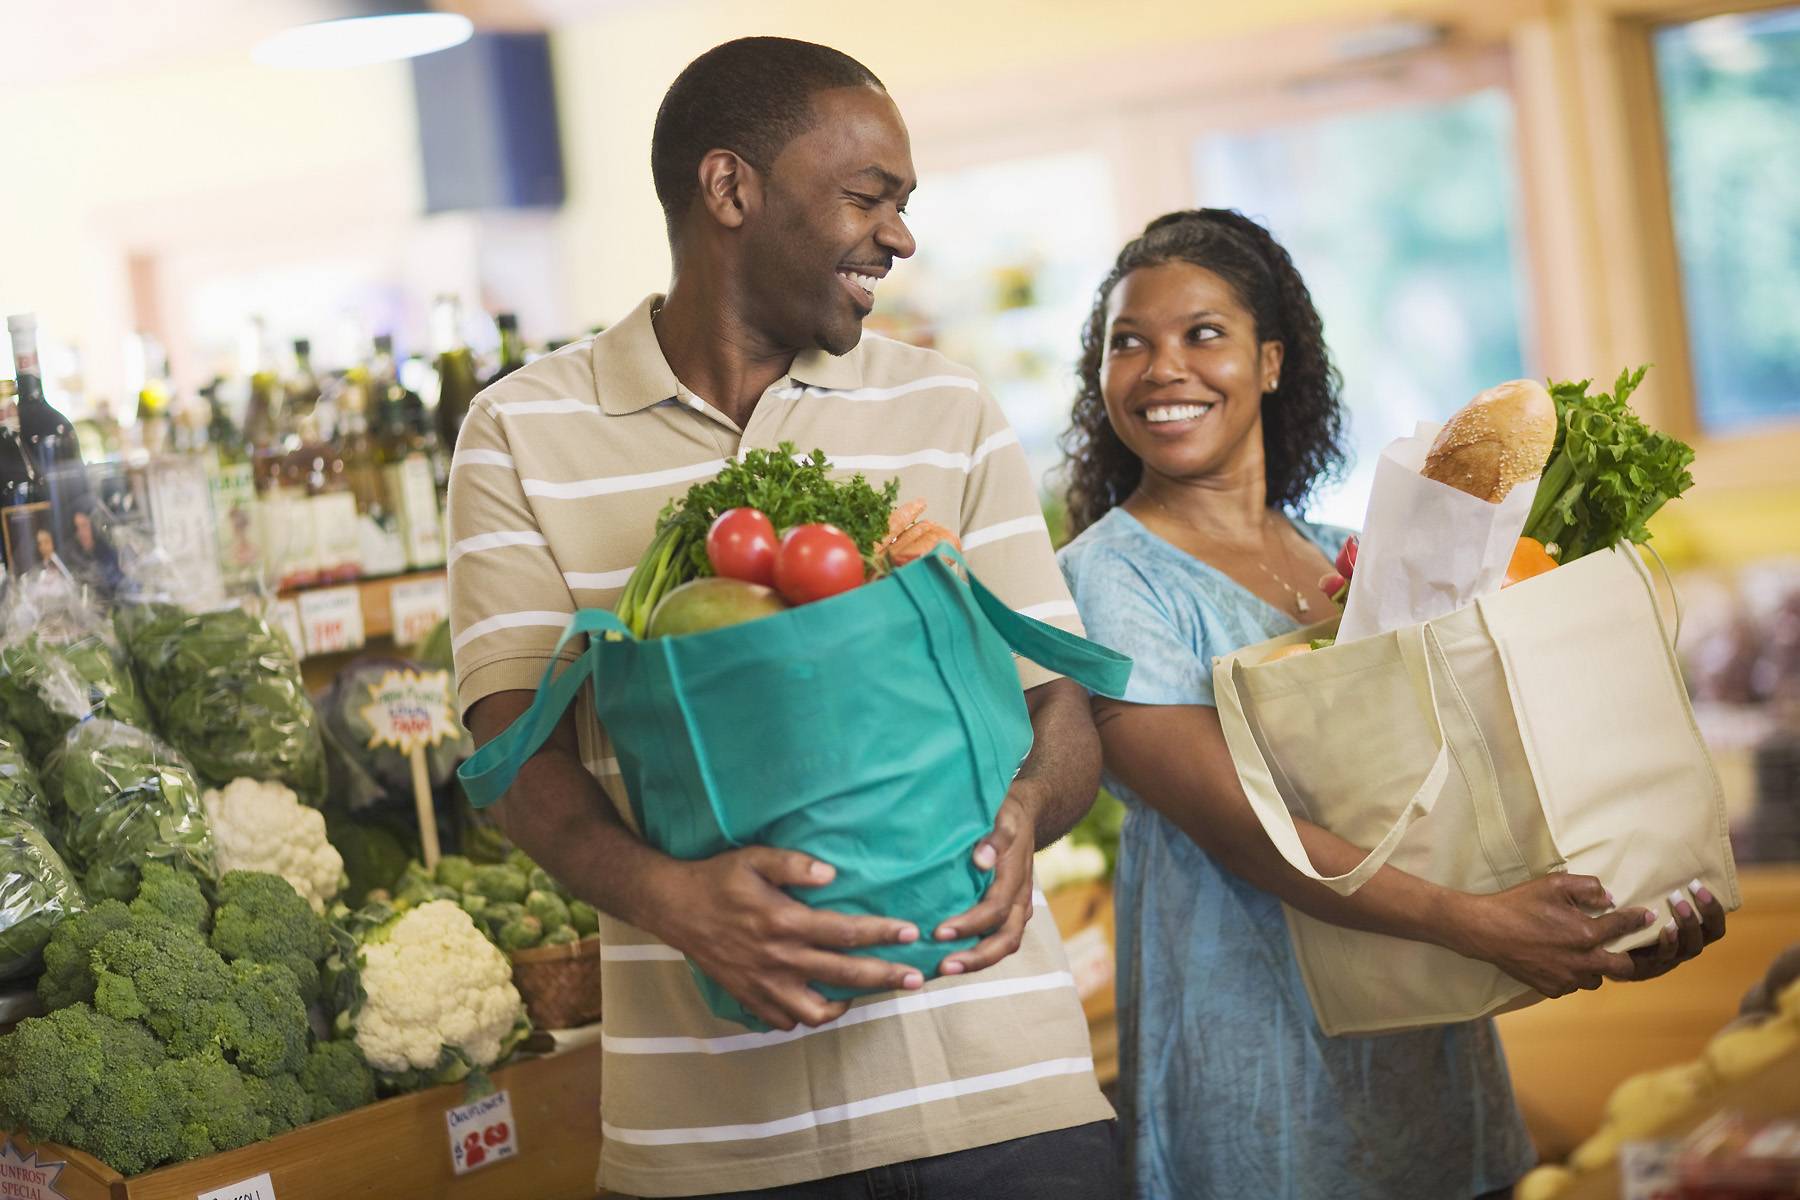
[840,271,880,294]
[1145,404,1213,424]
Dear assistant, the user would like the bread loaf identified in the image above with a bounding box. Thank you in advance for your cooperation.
[1421,379,1556,502]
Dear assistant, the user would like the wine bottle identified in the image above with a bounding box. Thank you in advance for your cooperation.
[373,336,445,569]
[491,311,525,384]
[132,333,173,458]
[432,295,479,460]
[6,313,81,471]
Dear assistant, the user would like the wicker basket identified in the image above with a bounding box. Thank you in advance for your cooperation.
[509,936,603,1030]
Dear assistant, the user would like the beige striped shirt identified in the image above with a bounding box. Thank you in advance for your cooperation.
[447,294,1111,1197]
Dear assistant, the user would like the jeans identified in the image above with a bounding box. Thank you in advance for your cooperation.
[690,1120,1122,1199]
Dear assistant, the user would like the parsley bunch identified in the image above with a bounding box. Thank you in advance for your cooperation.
[1522,365,1696,562]
[615,444,899,636]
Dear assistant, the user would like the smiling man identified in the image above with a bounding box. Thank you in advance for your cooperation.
[449,37,1120,1200]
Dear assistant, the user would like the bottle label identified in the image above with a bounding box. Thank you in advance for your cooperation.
[209,461,265,586]
[389,455,445,568]
[264,487,319,591]
[312,491,363,582]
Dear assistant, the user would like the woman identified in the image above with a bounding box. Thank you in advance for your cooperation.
[1056,209,1726,1199]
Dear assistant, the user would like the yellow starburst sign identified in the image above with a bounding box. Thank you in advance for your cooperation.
[360,669,459,756]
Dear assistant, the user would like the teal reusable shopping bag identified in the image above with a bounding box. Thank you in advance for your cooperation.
[460,545,1131,1028]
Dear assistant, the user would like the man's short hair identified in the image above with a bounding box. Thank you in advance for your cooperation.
[651,37,884,232]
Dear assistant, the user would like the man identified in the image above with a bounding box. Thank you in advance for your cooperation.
[452,37,1119,1199]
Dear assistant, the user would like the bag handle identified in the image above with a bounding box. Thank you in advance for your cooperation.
[922,543,1134,698]
[1213,623,1456,896]
[458,608,631,810]
[1637,542,1684,649]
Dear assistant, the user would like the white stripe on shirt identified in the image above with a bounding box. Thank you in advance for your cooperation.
[451,609,571,652]
[962,514,1045,551]
[564,567,635,591]
[1017,600,1080,622]
[521,458,727,501]
[601,1056,1096,1146]
[602,971,1076,1056]
[452,449,515,470]
[448,530,549,563]
[771,375,980,403]
[491,398,597,417]
[601,943,688,962]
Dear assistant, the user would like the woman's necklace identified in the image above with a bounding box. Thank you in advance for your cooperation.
[1138,493,1313,618]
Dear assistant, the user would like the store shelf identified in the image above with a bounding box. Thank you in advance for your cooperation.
[273,568,448,660]
[4,1039,611,1200]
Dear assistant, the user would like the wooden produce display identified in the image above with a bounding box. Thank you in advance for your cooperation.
[1047,881,1119,1089]
[0,1041,609,1200]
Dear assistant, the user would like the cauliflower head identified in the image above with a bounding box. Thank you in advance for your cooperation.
[204,778,345,912]
[350,900,528,1087]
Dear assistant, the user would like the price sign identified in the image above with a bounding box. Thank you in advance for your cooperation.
[195,1171,276,1200]
[360,669,458,756]
[268,599,305,659]
[389,576,449,648]
[298,586,365,657]
[0,1139,69,1200]
[445,1089,518,1175]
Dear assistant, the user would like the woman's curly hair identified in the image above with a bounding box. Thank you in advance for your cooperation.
[1059,208,1348,536]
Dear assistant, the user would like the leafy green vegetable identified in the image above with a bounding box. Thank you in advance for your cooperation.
[0,813,84,982]
[115,601,327,803]
[615,443,899,636]
[45,718,217,902]
[0,719,51,831]
[0,632,148,761]
[1523,366,1697,562]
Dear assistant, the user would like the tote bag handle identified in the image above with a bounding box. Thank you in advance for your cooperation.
[458,608,631,810]
[1215,623,1459,896]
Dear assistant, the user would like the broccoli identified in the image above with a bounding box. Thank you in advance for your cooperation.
[209,870,333,1006]
[525,890,570,932]
[0,1003,165,1145]
[244,1070,312,1136]
[433,854,476,891]
[470,864,529,904]
[223,959,310,1078]
[89,914,234,1056]
[130,860,211,934]
[154,1054,272,1160]
[568,899,599,937]
[300,1039,377,1120]
[79,1063,182,1175]
[37,899,135,1010]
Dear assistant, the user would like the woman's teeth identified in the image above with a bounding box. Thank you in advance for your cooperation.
[1144,403,1213,424]
[839,271,880,294]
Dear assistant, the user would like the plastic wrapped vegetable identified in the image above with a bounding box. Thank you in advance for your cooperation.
[0,719,51,831]
[115,600,327,803]
[45,718,217,902]
[0,571,147,759]
[0,813,85,981]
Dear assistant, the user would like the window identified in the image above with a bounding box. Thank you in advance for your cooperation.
[1654,7,1800,434]
[1194,88,1530,525]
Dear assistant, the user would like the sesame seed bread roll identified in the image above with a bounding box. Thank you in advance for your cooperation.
[1421,379,1557,503]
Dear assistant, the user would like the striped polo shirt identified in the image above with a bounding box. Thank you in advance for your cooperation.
[447,294,1112,1197]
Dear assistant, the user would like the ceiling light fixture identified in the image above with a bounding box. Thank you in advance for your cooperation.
[252,2,473,70]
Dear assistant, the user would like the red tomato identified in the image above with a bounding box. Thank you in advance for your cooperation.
[773,523,865,604]
[706,508,779,586]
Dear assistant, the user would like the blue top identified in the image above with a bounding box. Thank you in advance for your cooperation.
[1058,506,1534,1200]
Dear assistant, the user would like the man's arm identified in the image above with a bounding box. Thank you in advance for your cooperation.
[467,691,926,1030]
[930,675,1101,976]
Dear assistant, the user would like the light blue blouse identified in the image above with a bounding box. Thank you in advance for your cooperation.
[1058,506,1534,1200]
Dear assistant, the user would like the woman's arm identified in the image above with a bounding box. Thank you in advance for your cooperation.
[1095,697,1697,997]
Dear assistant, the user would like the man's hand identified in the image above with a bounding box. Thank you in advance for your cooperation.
[933,782,1042,977]
[650,847,925,1031]
[1613,878,1727,983]
[1451,873,1654,997]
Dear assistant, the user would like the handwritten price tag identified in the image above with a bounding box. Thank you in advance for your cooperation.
[195,1171,276,1200]
[445,1089,518,1176]
[297,586,365,657]
[388,576,449,648]
[360,669,459,756]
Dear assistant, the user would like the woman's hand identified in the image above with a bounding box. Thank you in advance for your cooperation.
[1450,873,1656,997]
[1616,879,1727,983]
